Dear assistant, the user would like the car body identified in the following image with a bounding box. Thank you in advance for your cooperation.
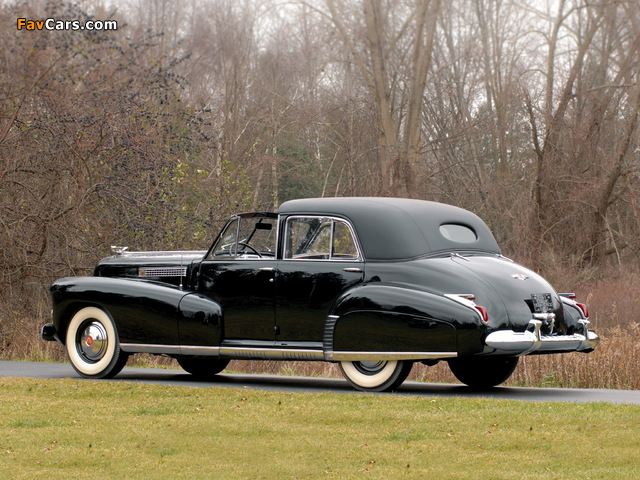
[41,197,599,391]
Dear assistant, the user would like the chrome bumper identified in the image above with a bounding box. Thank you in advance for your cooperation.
[485,319,599,355]
[40,323,58,342]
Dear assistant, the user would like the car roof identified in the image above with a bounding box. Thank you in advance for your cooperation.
[278,197,501,260]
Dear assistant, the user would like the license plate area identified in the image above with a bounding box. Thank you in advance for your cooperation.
[531,293,554,313]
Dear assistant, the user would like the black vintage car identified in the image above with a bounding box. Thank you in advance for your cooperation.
[41,198,599,391]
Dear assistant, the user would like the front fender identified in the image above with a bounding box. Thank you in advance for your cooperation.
[326,283,485,358]
[51,276,190,346]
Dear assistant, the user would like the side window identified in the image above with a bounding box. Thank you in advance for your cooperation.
[285,217,328,259]
[285,216,359,260]
[332,220,358,259]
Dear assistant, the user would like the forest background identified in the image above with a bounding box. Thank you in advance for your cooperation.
[1,0,639,389]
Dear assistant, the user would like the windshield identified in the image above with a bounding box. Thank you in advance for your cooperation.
[208,215,277,259]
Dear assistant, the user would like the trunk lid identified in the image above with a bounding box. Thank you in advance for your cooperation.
[392,254,564,333]
[447,254,564,332]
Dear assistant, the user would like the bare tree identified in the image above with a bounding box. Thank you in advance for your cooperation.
[523,0,640,265]
[321,0,441,196]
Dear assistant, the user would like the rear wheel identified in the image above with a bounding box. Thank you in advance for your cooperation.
[176,357,230,378]
[339,360,413,392]
[448,356,518,389]
[65,306,129,379]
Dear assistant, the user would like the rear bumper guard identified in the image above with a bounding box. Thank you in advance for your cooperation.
[485,318,599,355]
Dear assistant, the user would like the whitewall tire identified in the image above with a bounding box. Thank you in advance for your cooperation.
[65,306,128,378]
[339,360,413,392]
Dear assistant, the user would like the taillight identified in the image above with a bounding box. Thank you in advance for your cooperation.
[575,302,589,318]
[560,293,589,319]
[560,293,577,300]
[475,305,489,323]
[445,294,489,323]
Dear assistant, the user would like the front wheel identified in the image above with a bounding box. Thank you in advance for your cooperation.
[339,360,413,392]
[448,356,518,389]
[65,306,129,379]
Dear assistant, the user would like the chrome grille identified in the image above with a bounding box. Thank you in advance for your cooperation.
[138,267,187,277]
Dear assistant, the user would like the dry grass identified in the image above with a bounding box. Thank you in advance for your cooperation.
[573,279,640,330]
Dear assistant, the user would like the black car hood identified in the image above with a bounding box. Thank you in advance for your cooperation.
[94,250,207,285]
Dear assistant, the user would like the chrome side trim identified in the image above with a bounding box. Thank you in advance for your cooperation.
[120,343,324,360]
[120,343,182,355]
[325,351,458,362]
[114,249,207,258]
[219,347,324,360]
[120,344,221,356]
[120,344,462,362]
[180,346,222,356]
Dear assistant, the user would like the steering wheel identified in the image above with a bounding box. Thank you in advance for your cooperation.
[237,242,262,258]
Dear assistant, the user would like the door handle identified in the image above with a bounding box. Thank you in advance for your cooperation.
[343,267,363,273]
[258,267,276,272]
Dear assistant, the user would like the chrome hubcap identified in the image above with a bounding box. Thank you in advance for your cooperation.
[354,361,387,375]
[78,321,108,362]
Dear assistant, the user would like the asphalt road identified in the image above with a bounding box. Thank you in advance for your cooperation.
[2,360,639,405]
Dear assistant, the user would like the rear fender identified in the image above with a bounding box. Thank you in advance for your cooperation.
[560,296,589,334]
[325,283,485,359]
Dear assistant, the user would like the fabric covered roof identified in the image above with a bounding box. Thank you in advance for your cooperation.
[278,197,501,260]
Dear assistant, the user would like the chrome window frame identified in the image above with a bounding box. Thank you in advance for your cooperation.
[282,215,364,262]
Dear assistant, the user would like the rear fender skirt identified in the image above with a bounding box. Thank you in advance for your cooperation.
[326,283,486,358]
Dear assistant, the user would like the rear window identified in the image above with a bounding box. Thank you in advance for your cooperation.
[439,224,477,243]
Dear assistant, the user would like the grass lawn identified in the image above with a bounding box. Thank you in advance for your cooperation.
[1,377,638,479]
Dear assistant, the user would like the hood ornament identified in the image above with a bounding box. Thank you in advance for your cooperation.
[511,273,529,281]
